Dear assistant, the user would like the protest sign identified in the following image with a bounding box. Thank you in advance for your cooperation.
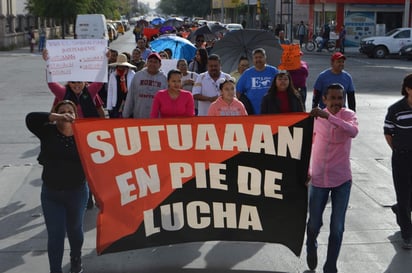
[73,114,313,256]
[46,39,108,82]
[278,44,301,71]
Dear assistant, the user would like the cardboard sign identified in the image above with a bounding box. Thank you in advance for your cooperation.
[46,39,108,83]
[278,44,301,71]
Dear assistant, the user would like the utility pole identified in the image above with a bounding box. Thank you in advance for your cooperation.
[221,0,224,23]
[404,0,411,27]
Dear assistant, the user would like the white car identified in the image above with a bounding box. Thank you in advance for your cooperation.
[225,23,243,32]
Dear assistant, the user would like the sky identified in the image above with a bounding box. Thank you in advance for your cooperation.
[140,0,159,9]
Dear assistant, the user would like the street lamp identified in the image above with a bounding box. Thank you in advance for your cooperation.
[221,0,224,23]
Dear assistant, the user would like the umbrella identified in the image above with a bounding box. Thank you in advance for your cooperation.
[159,25,175,34]
[188,22,227,42]
[163,17,185,28]
[149,35,196,62]
[150,17,165,26]
[210,29,283,74]
[137,19,149,27]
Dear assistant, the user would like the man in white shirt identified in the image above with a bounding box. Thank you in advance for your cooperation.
[192,54,231,116]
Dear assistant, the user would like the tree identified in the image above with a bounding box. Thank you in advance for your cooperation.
[158,0,178,16]
[25,0,131,38]
[158,0,210,18]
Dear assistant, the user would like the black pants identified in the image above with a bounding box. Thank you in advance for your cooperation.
[392,150,412,240]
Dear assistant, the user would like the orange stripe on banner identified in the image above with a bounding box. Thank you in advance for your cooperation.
[73,113,309,254]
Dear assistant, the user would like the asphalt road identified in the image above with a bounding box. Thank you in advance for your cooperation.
[0,31,411,273]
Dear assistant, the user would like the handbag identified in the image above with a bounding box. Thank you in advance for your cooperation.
[31,38,35,44]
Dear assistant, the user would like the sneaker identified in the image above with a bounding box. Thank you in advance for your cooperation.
[306,250,318,270]
[70,257,83,273]
[402,238,412,250]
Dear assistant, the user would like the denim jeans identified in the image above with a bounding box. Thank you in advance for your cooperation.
[41,183,88,273]
[306,180,351,273]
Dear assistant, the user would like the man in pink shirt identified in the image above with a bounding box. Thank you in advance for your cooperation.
[306,83,359,273]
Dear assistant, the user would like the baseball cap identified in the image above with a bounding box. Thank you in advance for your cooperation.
[331,52,346,61]
[148,52,161,61]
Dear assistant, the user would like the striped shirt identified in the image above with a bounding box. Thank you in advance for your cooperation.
[384,97,412,151]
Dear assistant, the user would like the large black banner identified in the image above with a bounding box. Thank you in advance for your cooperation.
[73,113,313,256]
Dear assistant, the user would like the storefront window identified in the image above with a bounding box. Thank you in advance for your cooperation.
[314,11,336,36]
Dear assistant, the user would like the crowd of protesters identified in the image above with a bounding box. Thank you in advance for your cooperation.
[25,16,412,273]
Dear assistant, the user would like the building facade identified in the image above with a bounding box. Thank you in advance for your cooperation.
[296,0,412,46]
[0,0,65,50]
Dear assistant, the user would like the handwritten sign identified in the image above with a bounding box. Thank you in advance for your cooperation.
[46,39,108,83]
[278,44,301,71]
[160,59,178,75]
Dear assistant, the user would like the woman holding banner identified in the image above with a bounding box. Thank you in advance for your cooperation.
[26,100,88,273]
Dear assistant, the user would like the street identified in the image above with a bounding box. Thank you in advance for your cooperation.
[0,31,412,273]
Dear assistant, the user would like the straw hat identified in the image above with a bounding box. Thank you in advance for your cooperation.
[109,53,137,69]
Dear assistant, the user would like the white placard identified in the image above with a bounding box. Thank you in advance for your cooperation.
[159,59,178,76]
[46,39,108,83]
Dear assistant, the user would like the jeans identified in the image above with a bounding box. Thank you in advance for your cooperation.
[38,37,46,52]
[392,150,412,240]
[41,183,88,273]
[306,181,351,273]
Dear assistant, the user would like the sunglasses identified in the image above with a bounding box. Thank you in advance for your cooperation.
[69,81,82,84]
[196,39,204,42]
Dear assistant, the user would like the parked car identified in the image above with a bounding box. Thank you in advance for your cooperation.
[75,14,108,41]
[113,20,125,35]
[107,23,118,42]
[225,23,243,32]
[359,27,412,59]
[399,44,412,60]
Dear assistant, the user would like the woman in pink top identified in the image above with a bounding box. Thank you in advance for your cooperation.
[150,69,195,118]
[47,82,104,118]
[42,49,104,118]
[207,78,247,116]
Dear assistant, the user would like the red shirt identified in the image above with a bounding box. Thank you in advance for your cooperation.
[277,91,291,113]
[150,89,195,118]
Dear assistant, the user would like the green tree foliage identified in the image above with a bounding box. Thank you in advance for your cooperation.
[158,0,178,16]
[26,0,91,20]
[25,0,130,21]
[158,0,210,17]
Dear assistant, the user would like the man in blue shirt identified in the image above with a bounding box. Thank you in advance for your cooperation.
[236,48,278,114]
[312,52,356,111]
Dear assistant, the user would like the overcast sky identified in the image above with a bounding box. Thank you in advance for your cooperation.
[140,0,159,9]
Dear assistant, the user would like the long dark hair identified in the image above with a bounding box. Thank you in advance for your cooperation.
[267,71,298,96]
[196,48,208,73]
[267,71,304,110]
